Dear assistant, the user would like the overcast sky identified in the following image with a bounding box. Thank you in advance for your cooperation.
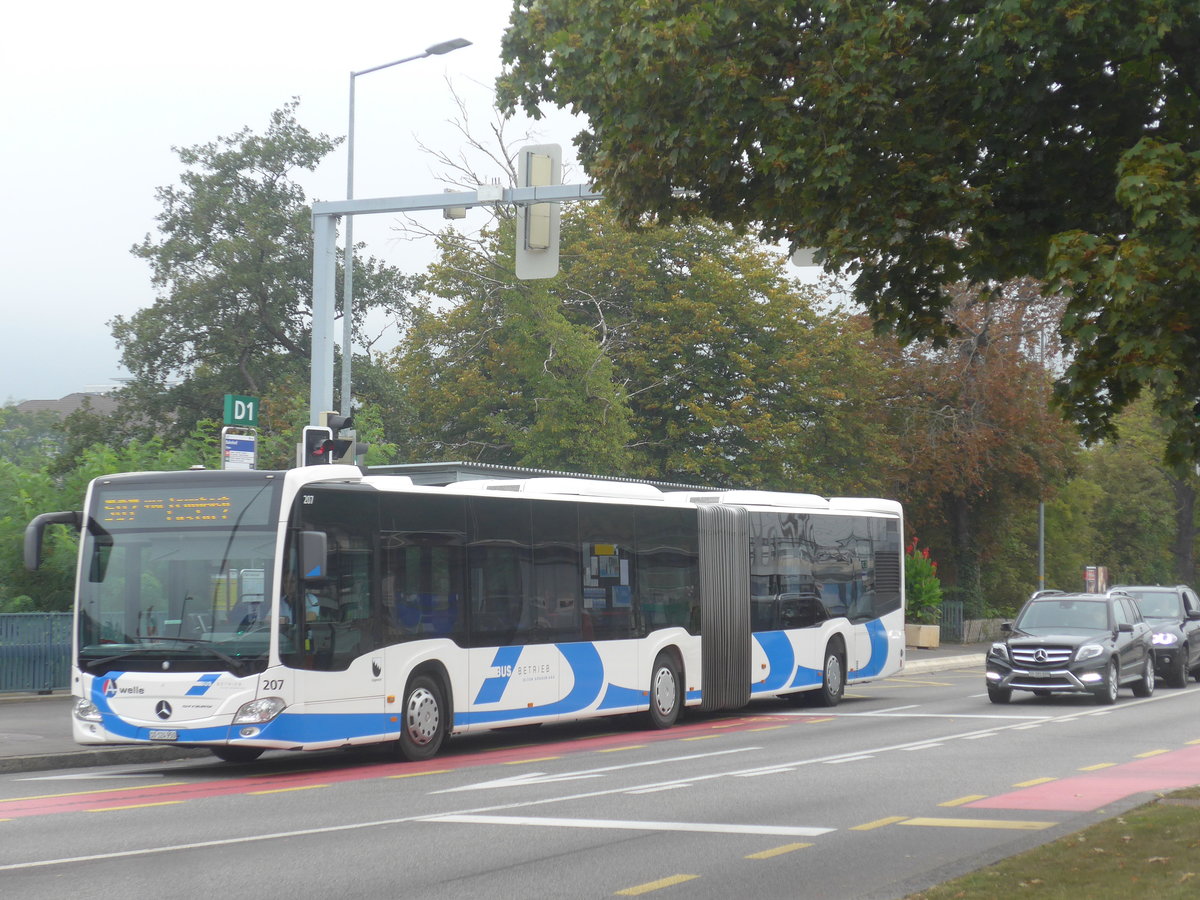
[1,0,581,404]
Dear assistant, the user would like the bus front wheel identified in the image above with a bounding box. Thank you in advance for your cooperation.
[398,674,446,761]
[210,746,264,763]
[644,653,682,729]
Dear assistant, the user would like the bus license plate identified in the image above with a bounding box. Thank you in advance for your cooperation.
[149,730,178,741]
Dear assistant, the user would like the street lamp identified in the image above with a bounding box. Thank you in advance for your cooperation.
[340,38,472,416]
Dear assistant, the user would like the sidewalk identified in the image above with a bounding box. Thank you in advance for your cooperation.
[0,693,208,774]
[0,644,988,774]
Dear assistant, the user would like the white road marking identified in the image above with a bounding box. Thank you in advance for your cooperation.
[436,747,759,793]
[425,813,834,837]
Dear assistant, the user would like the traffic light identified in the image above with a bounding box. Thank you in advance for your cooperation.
[301,426,335,465]
[515,144,561,280]
[322,412,354,433]
[317,412,355,462]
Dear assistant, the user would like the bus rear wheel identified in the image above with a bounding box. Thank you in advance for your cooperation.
[398,674,446,761]
[644,653,682,729]
[811,643,846,708]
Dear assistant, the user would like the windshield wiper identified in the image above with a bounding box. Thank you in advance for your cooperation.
[85,638,251,677]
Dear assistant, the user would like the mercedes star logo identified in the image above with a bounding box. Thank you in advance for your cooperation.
[1035,649,1048,663]
[155,701,173,720]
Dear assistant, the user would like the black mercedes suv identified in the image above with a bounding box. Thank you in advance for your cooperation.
[986,590,1154,704]
[1115,585,1200,688]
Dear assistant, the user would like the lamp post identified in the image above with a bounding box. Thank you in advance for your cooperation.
[340,38,471,416]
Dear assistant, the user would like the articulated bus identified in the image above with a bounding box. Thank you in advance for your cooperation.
[25,466,905,763]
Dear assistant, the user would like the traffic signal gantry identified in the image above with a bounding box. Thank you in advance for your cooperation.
[307,145,600,426]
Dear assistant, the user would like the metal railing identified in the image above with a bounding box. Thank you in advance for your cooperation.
[0,613,71,693]
[939,599,964,643]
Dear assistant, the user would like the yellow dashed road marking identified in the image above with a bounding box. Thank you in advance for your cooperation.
[746,842,812,859]
[900,817,1055,831]
[940,795,988,807]
[616,874,699,895]
[87,801,185,812]
[851,816,908,831]
[249,784,330,795]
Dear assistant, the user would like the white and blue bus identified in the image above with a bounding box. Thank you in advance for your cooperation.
[25,466,905,763]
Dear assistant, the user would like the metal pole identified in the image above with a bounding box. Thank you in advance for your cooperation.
[310,212,338,422]
[1038,501,1045,592]
[338,39,471,418]
[340,71,357,416]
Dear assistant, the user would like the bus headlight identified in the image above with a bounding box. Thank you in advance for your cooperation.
[73,698,102,722]
[233,697,286,724]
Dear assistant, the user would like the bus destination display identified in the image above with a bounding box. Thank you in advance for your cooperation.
[101,493,234,526]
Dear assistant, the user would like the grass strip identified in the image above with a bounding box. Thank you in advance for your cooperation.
[908,787,1200,899]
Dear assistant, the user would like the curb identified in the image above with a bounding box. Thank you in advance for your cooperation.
[902,653,985,675]
[0,745,210,775]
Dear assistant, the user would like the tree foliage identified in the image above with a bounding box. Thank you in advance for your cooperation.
[884,280,1077,614]
[390,203,897,491]
[499,1,1200,461]
[112,99,414,440]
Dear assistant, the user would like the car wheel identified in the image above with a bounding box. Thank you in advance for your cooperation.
[1166,648,1188,688]
[397,673,446,761]
[987,684,1012,704]
[1132,656,1155,698]
[1095,659,1120,705]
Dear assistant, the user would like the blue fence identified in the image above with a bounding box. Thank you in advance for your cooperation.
[0,613,72,693]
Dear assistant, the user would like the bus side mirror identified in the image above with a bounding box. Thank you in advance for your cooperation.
[298,530,328,582]
[24,510,83,571]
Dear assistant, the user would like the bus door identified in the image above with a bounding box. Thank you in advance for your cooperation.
[283,489,385,747]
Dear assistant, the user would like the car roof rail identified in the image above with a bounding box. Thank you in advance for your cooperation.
[1030,589,1065,599]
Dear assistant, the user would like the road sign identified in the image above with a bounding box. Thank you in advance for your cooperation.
[223,394,259,427]
[221,429,257,470]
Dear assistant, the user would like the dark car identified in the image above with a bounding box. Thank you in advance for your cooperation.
[1115,584,1200,687]
[986,590,1154,704]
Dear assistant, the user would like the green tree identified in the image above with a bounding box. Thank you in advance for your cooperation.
[0,430,219,612]
[391,219,636,473]
[0,405,65,463]
[1071,397,1196,586]
[112,99,414,442]
[499,1,1200,462]
[554,205,897,491]
[391,202,897,489]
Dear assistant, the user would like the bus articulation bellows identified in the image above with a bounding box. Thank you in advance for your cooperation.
[25,466,905,763]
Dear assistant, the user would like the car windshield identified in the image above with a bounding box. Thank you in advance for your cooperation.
[1015,598,1111,634]
[1124,590,1183,620]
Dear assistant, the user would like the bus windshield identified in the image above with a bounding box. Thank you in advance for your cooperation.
[77,474,283,676]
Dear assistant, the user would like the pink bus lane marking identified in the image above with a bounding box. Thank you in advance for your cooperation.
[966,745,1200,813]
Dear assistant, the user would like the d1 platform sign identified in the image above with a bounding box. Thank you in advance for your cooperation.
[221,430,257,471]
[223,394,259,427]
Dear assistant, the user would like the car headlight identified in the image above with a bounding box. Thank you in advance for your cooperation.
[989,642,1009,661]
[1076,644,1105,662]
[1153,632,1179,646]
[233,697,286,724]
[73,698,102,722]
